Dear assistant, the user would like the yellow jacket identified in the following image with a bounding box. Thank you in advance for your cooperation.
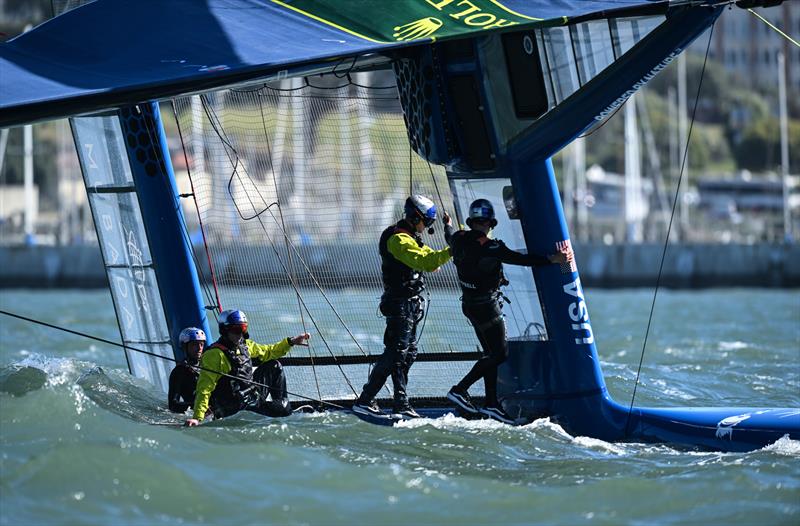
[386,232,451,272]
[192,338,291,420]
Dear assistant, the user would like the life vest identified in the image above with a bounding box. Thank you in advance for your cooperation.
[450,230,506,298]
[207,338,257,417]
[379,220,425,298]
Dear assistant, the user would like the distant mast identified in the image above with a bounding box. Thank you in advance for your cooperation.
[677,52,688,242]
[778,50,791,241]
[624,93,644,242]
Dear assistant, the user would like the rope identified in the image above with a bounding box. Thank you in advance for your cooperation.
[0,309,346,410]
[199,96,361,397]
[747,8,800,48]
[136,102,219,320]
[204,93,374,360]
[624,22,715,437]
[169,99,224,314]
[256,89,323,403]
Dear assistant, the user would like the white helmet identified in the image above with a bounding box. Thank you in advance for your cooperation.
[179,327,206,344]
[404,195,437,227]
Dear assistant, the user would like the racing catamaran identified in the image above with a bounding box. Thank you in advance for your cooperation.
[0,0,797,451]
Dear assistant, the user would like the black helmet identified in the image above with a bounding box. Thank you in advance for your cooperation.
[466,198,497,228]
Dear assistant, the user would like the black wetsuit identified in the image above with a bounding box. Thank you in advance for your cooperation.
[359,219,453,410]
[168,362,199,413]
[448,229,550,405]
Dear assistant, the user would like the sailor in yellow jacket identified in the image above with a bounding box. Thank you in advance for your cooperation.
[186,309,310,426]
[353,195,453,419]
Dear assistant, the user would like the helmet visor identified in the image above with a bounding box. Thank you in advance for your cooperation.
[226,323,248,335]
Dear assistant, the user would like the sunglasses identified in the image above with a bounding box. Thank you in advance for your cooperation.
[226,324,248,334]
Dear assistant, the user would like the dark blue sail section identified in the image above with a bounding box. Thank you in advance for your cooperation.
[0,0,669,127]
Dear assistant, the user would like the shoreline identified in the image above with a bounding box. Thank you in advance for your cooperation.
[1,243,797,289]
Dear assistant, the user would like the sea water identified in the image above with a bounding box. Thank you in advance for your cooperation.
[0,288,798,525]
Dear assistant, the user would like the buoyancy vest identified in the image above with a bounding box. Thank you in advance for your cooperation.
[207,338,257,416]
[379,220,425,298]
[450,230,506,298]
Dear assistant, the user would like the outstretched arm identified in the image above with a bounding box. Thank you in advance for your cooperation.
[387,233,451,272]
[478,241,571,272]
[484,241,550,267]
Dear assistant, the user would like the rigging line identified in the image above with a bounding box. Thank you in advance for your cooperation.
[256,89,323,403]
[624,22,715,438]
[263,206,375,359]
[202,93,373,363]
[263,94,399,101]
[201,100,360,397]
[232,81,398,93]
[235,181,360,397]
[0,309,346,410]
[409,142,414,195]
[199,97,282,222]
[136,102,220,319]
[333,56,358,79]
[748,8,800,48]
[170,99,223,313]
[424,156,447,214]
[174,198,220,317]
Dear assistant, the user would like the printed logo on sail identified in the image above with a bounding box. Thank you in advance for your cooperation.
[394,18,444,41]
[273,0,539,43]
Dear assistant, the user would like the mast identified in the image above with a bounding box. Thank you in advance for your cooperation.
[0,128,8,222]
[23,123,35,245]
[778,50,791,241]
[575,138,587,243]
[624,93,644,243]
[677,52,688,242]
[290,76,306,236]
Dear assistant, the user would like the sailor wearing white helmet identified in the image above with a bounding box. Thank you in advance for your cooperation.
[167,327,207,413]
[353,195,454,419]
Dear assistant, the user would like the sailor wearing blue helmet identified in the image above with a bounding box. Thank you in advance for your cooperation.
[446,198,572,424]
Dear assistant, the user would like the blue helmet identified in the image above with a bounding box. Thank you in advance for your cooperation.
[179,327,206,344]
[467,198,497,227]
[218,309,248,335]
[404,195,437,227]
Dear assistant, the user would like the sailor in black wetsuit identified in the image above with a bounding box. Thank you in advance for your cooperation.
[352,195,454,419]
[167,327,206,413]
[446,199,571,424]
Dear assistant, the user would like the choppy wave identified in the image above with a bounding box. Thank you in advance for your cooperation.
[2,288,799,525]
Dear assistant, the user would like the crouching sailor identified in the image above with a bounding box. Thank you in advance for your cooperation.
[353,195,453,419]
[446,199,571,424]
[185,310,310,426]
[168,327,206,413]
